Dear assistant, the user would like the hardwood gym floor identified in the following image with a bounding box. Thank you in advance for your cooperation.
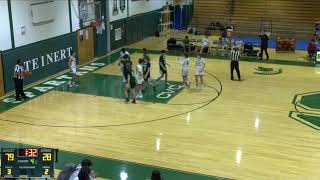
[0,45,319,179]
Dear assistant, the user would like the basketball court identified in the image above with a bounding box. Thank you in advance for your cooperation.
[1,0,320,179]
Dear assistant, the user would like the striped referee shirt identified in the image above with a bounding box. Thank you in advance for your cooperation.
[231,50,241,61]
[13,64,24,79]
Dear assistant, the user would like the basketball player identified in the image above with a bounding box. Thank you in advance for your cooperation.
[180,53,190,88]
[155,50,170,86]
[118,48,130,82]
[120,54,132,83]
[135,58,144,98]
[123,62,136,103]
[142,48,155,91]
[68,50,78,87]
[119,48,130,59]
[195,54,206,88]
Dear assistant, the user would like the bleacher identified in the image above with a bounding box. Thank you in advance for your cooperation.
[192,0,319,39]
[192,0,230,35]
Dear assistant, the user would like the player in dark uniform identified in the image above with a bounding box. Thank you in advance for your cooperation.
[155,50,170,87]
[142,48,155,91]
[120,54,132,82]
[123,60,136,104]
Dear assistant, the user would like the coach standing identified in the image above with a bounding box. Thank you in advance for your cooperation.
[13,59,28,101]
[259,30,269,61]
[230,47,241,81]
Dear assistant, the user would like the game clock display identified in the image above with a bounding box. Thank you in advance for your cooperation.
[1,148,57,178]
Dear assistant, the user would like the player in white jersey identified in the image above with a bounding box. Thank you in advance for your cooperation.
[68,50,78,87]
[200,35,210,54]
[118,48,130,82]
[179,53,190,88]
[135,58,144,98]
[195,54,206,88]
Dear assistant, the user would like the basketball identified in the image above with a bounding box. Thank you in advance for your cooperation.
[23,70,32,76]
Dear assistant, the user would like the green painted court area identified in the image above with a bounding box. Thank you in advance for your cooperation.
[0,140,226,180]
[299,93,320,110]
[290,91,320,130]
[297,113,320,127]
[56,73,184,104]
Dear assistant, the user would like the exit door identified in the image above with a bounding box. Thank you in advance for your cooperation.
[77,27,94,65]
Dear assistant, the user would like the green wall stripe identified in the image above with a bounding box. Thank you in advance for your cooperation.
[1,32,77,93]
[110,9,161,50]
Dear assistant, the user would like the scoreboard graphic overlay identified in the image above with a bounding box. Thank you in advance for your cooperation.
[1,148,57,178]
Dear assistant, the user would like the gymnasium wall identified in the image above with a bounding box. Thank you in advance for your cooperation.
[0,0,89,95]
[71,0,80,32]
[126,10,161,44]
[11,0,71,47]
[109,0,174,50]
[0,1,13,51]
[109,0,172,22]
[128,0,168,16]
[1,33,77,93]
[110,10,162,50]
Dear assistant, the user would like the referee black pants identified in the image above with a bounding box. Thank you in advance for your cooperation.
[260,46,269,60]
[231,61,241,80]
[14,78,26,100]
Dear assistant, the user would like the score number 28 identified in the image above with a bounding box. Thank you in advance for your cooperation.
[42,153,52,161]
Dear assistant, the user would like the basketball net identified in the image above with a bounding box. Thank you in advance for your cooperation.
[95,16,105,34]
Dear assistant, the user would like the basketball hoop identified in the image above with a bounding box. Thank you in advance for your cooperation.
[79,0,101,27]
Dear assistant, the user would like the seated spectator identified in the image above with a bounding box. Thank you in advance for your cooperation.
[151,170,163,180]
[235,37,244,53]
[314,33,320,43]
[315,22,320,42]
[226,24,234,32]
[216,37,225,54]
[226,37,234,50]
[69,159,95,180]
[183,36,190,53]
[308,39,317,60]
[200,34,210,53]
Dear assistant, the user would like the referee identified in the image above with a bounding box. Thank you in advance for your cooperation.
[230,47,241,81]
[259,30,269,61]
[13,59,28,101]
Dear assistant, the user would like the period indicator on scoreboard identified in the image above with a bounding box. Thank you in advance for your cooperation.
[1,148,57,178]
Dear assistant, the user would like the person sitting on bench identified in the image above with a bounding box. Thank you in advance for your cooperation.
[200,35,210,53]
[308,39,317,60]
[216,37,225,55]
[235,36,244,54]
[183,36,190,53]
[226,37,234,51]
